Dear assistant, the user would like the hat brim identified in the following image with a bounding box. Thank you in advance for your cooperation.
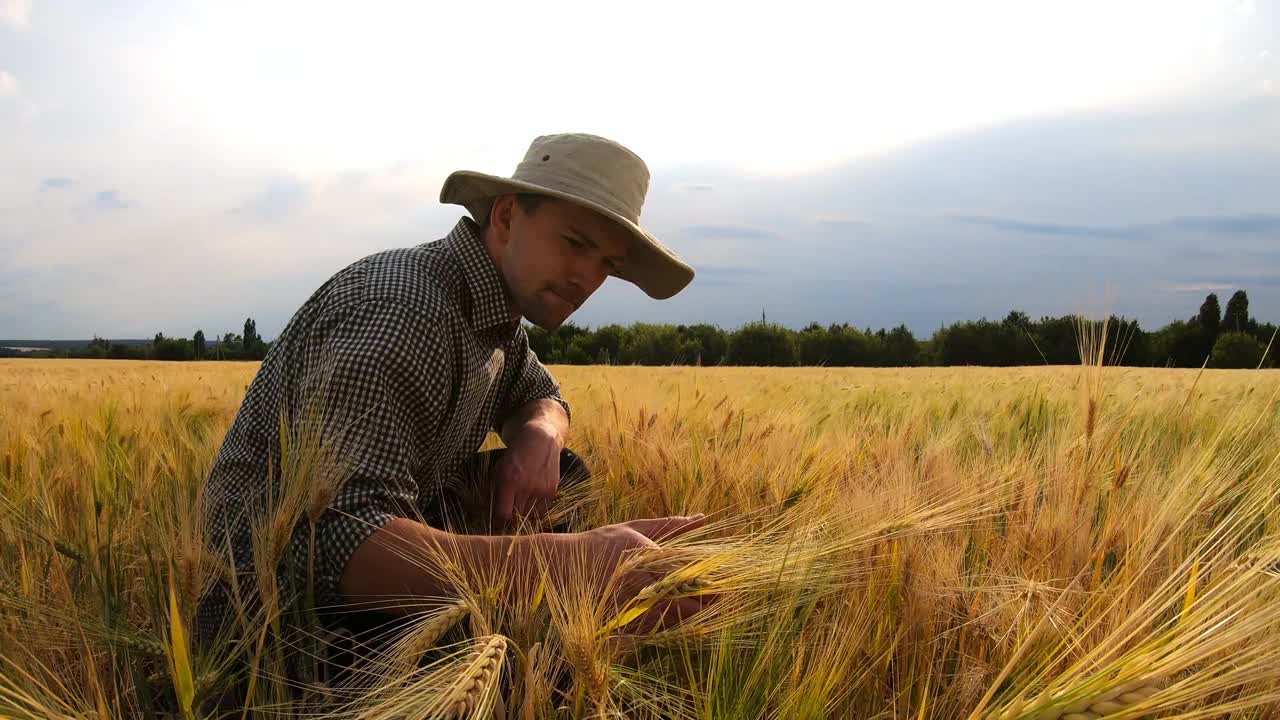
[440,170,694,300]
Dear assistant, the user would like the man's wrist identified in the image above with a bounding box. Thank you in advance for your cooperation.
[501,397,569,449]
[507,530,580,597]
[510,417,565,450]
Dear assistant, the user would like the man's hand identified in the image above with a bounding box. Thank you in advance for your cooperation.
[492,424,562,530]
[551,515,710,632]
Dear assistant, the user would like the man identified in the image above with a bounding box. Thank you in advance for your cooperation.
[197,133,705,680]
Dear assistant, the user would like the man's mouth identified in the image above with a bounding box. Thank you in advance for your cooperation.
[549,288,582,309]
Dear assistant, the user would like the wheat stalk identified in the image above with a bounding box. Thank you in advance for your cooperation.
[634,575,706,604]
[381,602,471,680]
[565,636,610,716]
[597,572,708,638]
[104,630,167,658]
[439,634,506,719]
[1000,678,1165,720]
[519,642,546,720]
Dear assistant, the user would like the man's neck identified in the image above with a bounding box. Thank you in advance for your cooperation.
[478,225,523,323]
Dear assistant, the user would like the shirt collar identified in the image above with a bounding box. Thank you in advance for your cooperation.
[442,216,520,334]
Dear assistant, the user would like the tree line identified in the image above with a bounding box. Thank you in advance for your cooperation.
[4,317,272,361]
[6,291,1275,368]
[525,290,1273,369]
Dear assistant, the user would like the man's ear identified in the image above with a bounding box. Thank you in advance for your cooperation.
[488,194,517,245]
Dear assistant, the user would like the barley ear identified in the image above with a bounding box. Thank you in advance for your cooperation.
[383,601,470,680]
[437,634,507,720]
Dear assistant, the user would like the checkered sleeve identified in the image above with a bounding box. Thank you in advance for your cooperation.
[495,324,570,431]
[287,299,453,612]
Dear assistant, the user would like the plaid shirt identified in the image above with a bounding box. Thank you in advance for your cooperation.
[197,216,569,642]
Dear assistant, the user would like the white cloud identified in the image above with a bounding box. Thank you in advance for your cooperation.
[136,0,1246,176]
[0,0,31,30]
[0,69,43,121]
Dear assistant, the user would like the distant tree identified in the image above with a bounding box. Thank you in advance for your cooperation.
[154,337,194,361]
[556,322,588,353]
[1196,293,1222,336]
[794,323,868,365]
[153,332,166,346]
[933,319,1025,366]
[727,322,796,366]
[525,322,589,364]
[593,324,627,364]
[1002,311,1041,364]
[219,332,243,360]
[193,330,206,360]
[1107,316,1150,366]
[679,324,728,366]
[1032,315,1080,365]
[109,343,137,360]
[618,323,701,365]
[239,318,271,360]
[1252,322,1279,355]
[572,324,626,365]
[1003,310,1032,330]
[1211,331,1267,369]
[796,323,830,366]
[1151,320,1211,368]
[243,318,258,350]
[86,336,111,359]
[882,325,921,366]
[1223,290,1249,332]
[561,334,593,365]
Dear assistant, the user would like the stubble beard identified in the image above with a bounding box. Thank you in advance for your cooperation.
[521,287,575,331]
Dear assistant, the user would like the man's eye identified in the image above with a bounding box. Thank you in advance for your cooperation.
[564,235,583,249]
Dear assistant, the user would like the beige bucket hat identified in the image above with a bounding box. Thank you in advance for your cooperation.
[439,133,695,300]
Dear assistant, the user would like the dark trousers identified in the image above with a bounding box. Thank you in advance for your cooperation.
[314,446,592,688]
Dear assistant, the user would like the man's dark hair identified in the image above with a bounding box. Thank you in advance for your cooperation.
[479,193,544,232]
[514,193,544,215]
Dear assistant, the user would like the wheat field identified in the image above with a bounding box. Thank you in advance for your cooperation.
[2,345,1279,718]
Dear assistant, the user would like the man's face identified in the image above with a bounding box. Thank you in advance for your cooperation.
[487,194,631,330]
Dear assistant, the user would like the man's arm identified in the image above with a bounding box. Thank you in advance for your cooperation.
[489,398,570,529]
[500,397,569,448]
[488,327,574,528]
[339,514,710,622]
[286,299,454,616]
[337,517,561,613]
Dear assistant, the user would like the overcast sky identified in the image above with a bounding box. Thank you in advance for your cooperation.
[1,0,1277,340]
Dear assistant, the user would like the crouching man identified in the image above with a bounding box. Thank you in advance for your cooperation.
[197,134,704,696]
